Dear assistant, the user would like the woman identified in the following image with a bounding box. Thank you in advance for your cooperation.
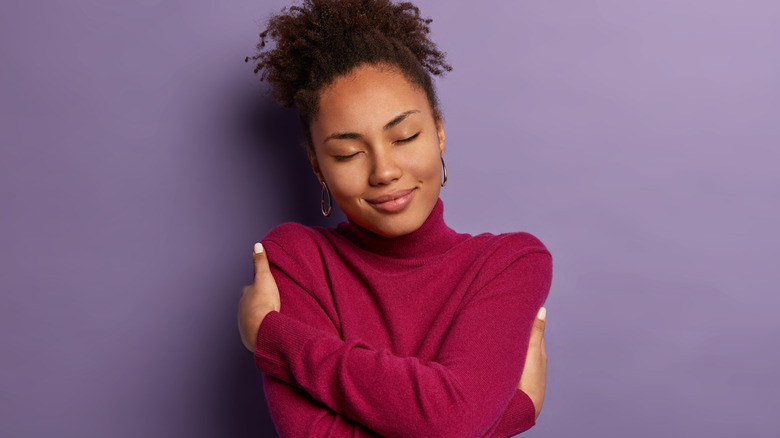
[237,1,552,436]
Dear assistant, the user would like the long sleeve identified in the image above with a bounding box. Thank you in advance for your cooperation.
[489,390,537,437]
[263,365,534,438]
[259,254,538,437]
[259,257,382,437]
[262,375,381,437]
[256,237,551,438]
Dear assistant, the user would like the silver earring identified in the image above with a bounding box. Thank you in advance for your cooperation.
[440,156,448,187]
[321,180,332,217]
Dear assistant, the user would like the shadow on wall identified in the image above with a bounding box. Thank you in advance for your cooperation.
[216,85,346,438]
[237,85,347,227]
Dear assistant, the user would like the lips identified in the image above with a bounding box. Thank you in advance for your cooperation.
[366,188,416,213]
[367,188,415,204]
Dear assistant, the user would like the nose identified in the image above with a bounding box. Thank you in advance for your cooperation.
[368,149,402,186]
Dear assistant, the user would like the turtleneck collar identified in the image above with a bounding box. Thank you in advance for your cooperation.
[335,198,466,261]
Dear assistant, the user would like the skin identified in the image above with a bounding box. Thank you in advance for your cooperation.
[238,62,548,419]
[308,64,446,238]
[521,308,547,419]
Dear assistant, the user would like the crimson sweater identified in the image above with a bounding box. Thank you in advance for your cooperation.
[256,199,552,437]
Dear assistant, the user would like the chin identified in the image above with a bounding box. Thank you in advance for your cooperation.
[370,213,426,237]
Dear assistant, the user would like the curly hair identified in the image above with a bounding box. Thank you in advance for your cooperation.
[245,0,452,149]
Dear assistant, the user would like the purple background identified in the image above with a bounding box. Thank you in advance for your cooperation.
[2,0,778,437]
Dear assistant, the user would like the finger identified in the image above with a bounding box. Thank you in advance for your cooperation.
[252,242,271,282]
[532,307,546,334]
[540,334,547,358]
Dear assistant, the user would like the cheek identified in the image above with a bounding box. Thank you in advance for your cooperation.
[410,160,439,182]
[326,167,366,200]
[408,142,443,180]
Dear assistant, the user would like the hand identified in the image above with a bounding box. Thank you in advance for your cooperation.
[238,242,281,352]
[518,307,547,419]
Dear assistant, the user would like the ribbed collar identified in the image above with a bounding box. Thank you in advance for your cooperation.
[336,198,466,261]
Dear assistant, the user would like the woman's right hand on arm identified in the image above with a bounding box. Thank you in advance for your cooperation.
[518,307,548,419]
[238,243,282,352]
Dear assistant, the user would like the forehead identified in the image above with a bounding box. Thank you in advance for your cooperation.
[313,65,432,133]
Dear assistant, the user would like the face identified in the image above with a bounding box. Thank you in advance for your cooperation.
[308,64,446,238]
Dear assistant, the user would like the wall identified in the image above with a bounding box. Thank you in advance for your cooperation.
[2,1,777,436]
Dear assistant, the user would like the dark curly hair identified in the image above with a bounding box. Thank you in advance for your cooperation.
[245,0,452,150]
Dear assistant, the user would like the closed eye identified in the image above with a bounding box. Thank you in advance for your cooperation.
[394,132,420,144]
[334,152,359,161]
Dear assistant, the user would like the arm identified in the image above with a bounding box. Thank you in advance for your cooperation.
[490,309,549,437]
[489,390,538,437]
[263,374,381,437]
[250,248,541,437]
[257,251,384,437]
[262,263,542,438]
[239,241,380,436]
[265,376,538,438]
[254,242,552,438]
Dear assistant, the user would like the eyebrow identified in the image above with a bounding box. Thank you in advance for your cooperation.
[324,110,420,142]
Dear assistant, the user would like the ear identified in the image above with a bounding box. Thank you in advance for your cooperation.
[306,146,324,182]
[435,116,446,156]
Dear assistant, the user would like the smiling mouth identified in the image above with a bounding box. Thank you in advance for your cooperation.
[366,188,416,213]
[367,188,416,204]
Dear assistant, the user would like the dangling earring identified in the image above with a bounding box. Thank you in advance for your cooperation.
[440,155,448,187]
[320,180,332,217]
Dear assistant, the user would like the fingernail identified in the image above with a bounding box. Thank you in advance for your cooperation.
[254,242,263,254]
[537,307,546,321]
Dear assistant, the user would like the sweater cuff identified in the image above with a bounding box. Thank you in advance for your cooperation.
[492,390,536,437]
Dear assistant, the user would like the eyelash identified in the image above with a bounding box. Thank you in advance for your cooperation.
[395,132,420,144]
[333,133,420,161]
[334,153,358,161]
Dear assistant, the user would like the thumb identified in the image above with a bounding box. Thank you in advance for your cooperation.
[532,307,547,336]
[252,242,271,281]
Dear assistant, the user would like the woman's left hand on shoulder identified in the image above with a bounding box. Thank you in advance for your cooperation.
[238,242,281,352]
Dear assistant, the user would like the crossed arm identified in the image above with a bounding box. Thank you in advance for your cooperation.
[238,242,550,437]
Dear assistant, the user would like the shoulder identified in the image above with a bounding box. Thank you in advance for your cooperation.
[470,231,551,264]
[263,222,325,250]
[464,231,552,294]
[262,222,350,253]
[261,222,337,273]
